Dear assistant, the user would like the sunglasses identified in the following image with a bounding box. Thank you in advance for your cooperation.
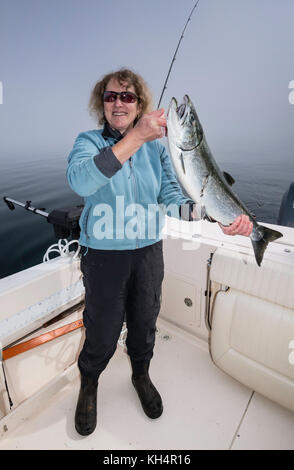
[103,91,138,104]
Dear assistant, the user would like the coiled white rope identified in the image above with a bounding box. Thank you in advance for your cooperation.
[43,238,81,262]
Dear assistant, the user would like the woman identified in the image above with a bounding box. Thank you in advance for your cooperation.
[67,68,252,436]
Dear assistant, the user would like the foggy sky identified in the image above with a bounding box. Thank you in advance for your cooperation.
[0,0,294,163]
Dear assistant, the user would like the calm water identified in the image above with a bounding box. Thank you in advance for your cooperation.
[1,153,293,279]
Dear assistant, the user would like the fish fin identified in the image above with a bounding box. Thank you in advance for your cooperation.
[204,214,217,223]
[200,206,217,223]
[200,205,207,220]
[223,171,235,186]
[180,153,186,174]
[251,225,283,266]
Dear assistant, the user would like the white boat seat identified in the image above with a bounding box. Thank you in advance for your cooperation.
[210,247,294,412]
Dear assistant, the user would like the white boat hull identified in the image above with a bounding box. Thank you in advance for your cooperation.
[0,218,294,449]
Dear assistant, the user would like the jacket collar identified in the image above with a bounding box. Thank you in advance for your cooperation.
[102,122,123,142]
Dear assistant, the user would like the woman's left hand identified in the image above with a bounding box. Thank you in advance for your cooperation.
[218,214,253,237]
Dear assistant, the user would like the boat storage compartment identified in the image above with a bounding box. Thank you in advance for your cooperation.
[209,247,294,412]
[0,255,85,416]
[0,256,84,348]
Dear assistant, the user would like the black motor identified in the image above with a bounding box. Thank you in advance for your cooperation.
[3,197,84,239]
[47,206,83,239]
[277,182,294,227]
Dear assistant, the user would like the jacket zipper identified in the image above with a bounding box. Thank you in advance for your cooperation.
[129,158,139,248]
[84,207,90,243]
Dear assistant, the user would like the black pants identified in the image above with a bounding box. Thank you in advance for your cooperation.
[78,241,164,379]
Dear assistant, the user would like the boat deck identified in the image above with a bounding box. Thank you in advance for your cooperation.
[1,317,294,450]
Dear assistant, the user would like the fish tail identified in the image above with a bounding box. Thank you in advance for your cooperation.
[251,225,283,266]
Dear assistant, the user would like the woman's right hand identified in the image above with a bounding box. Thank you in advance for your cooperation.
[133,109,167,143]
[112,109,167,165]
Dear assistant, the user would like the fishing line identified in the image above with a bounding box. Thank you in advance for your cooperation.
[157,1,201,110]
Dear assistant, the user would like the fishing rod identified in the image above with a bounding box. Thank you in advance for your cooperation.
[157,0,200,110]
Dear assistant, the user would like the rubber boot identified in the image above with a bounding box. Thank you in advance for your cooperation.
[75,375,98,436]
[131,359,163,419]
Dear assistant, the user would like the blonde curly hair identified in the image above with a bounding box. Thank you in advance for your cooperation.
[89,68,154,126]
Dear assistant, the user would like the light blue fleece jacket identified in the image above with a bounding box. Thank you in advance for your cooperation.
[67,128,193,250]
